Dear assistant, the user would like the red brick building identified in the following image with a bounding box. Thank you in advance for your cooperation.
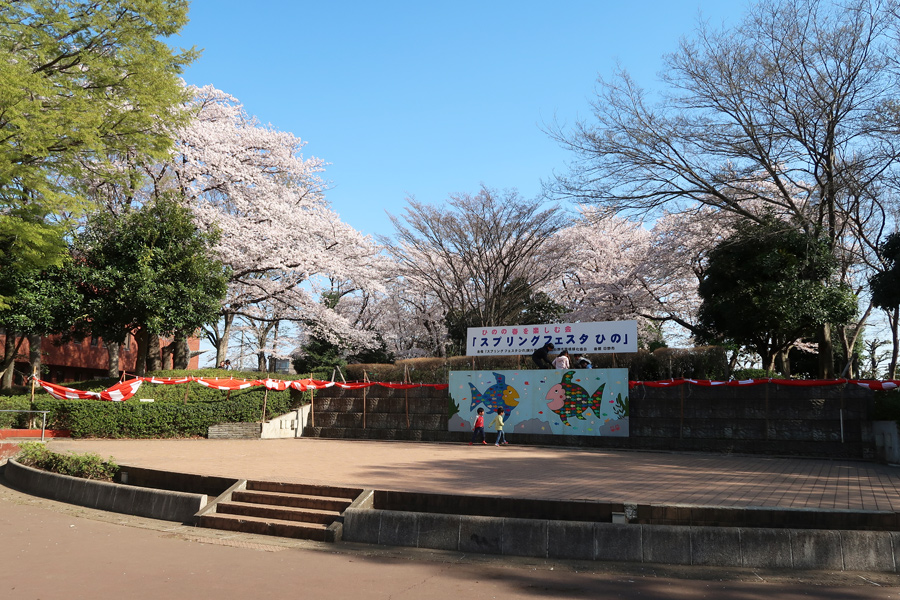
[1,333,201,384]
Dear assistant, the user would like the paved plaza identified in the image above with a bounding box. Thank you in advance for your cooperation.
[44,438,900,511]
[4,438,900,598]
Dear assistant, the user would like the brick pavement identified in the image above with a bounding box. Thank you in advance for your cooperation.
[45,438,900,511]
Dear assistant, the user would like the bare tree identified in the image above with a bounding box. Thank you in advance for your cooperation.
[382,186,566,354]
[551,0,900,377]
[862,337,890,377]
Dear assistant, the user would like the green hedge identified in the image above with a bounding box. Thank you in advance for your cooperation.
[0,369,311,438]
[0,395,31,428]
[32,388,300,438]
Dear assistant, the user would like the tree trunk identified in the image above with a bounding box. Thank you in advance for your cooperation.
[775,349,791,377]
[105,340,121,378]
[727,349,740,377]
[839,305,872,378]
[890,307,899,380]
[257,350,267,372]
[1,333,16,389]
[173,329,190,370]
[216,313,235,366]
[818,323,834,379]
[134,329,149,376]
[28,334,41,379]
[146,332,161,373]
[160,342,174,371]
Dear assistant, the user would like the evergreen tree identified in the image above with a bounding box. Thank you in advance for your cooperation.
[697,219,856,375]
[73,197,227,375]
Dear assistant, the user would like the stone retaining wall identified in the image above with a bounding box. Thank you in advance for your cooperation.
[373,489,900,531]
[307,381,877,458]
[208,422,262,439]
[3,459,207,523]
[304,385,449,442]
[342,507,898,572]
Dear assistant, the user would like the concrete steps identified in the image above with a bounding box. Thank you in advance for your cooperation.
[199,513,331,540]
[197,480,364,542]
[216,501,338,525]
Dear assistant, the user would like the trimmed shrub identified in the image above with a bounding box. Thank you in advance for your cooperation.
[347,347,730,384]
[590,347,729,381]
[32,386,303,438]
[0,395,31,428]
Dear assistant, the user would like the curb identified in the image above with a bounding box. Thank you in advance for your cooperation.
[3,459,207,523]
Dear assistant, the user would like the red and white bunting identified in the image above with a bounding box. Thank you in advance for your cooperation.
[854,380,900,391]
[292,379,335,390]
[333,382,377,390]
[261,378,289,391]
[34,378,100,400]
[143,376,192,385]
[193,378,261,391]
[99,379,143,402]
[630,377,897,389]
[31,375,900,404]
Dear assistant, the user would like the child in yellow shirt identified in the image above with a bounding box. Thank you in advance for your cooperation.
[489,410,508,445]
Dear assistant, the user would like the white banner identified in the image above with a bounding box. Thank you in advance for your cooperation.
[465,320,638,356]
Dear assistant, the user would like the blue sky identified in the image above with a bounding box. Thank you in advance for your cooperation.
[175,1,747,239]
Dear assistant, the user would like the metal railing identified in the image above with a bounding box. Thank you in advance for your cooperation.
[0,410,50,442]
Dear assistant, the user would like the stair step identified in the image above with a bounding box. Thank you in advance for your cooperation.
[198,513,330,541]
[247,480,362,499]
[231,490,352,512]
[217,501,340,525]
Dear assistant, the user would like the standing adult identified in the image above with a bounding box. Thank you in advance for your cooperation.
[531,342,555,369]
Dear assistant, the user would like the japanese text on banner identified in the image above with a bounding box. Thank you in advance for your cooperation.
[465,320,638,356]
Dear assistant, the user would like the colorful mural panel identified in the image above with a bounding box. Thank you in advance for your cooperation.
[449,369,629,437]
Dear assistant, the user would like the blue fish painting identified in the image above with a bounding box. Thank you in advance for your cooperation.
[469,372,520,419]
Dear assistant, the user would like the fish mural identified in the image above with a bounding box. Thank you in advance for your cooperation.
[469,372,520,419]
[545,371,605,426]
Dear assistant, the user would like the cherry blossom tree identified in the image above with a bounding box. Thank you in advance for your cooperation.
[547,206,735,347]
[142,85,388,365]
[349,279,452,358]
[551,208,653,324]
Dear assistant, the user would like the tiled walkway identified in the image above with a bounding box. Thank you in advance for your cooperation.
[46,438,900,511]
